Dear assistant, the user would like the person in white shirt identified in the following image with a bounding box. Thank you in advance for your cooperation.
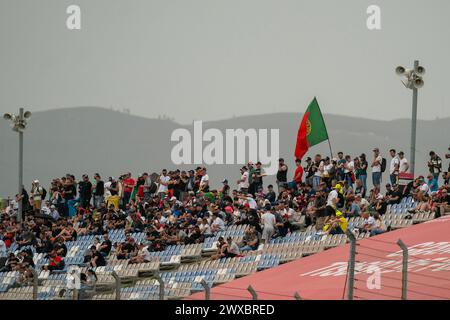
[104,177,112,198]
[211,214,225,234]
[327,187,339,208]
[237,166,250,192]
[398,151,409,173]
[261,206,276,243]
[344,155,355,187]
[41,201,51,215]
[371,148,383,188]
[199,168,209,192]
[0,239,6,258]
[157,169,170,198]
[312,155,324,190]
[389,149,400,186]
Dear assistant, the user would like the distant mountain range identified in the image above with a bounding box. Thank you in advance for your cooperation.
[1,107,449,198]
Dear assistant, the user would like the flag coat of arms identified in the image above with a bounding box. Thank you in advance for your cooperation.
[295,97,329,160]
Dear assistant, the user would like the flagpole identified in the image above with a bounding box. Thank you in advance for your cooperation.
[328,139,333,159]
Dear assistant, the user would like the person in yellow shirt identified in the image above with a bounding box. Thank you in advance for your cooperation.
[323,209,347,234]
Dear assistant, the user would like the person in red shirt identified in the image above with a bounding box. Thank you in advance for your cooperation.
[294,159,304,185]
[43,251,64,271]
[123,172,135,206]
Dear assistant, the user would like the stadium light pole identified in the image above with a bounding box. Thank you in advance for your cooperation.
[3,108,32,223]
[395,60,425,177]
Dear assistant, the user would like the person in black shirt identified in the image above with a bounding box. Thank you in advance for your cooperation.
[98,233,112,257]
[89,246,106,267]
[385,184,402,205]
[276,158,288,192]
[435,188,450,217]
[78,174,92,209]
[265,185,276,204]
[93,173,104,209]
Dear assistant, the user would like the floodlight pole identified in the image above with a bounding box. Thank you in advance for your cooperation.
[410,60,419,177]
[18,107,24,222]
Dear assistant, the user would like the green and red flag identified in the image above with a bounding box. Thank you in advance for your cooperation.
[295,97,329,160]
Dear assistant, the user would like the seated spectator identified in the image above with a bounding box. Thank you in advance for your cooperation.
[385,184,402,205]
[89,245,106,268]
[324,210,347,235]
[98,233,112,257]
[239,227,260,252]
[42,251,65,271]
[370,212,387,236]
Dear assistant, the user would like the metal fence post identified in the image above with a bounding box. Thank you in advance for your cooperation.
[247,285,258,300]
[397,239,408,300]
[72,288,79,300]
[30,267,38,300]
[154,273,165,300]
[346,230,356,300]
[294,292,302,300]
[200,279,210,300]
[111,271,121,300]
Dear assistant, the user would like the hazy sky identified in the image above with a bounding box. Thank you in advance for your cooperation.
[1,0,449,124]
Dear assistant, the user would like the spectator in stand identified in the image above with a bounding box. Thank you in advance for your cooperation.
[92,173,104,209]
[30,180,44,211]
[276,158,288,192]
[239,226,260,252]
[358,154,368,197]
[304,157,314,187]
[370,213,387,236]
[261,204,276,244]
[293,159,304,186]
[428,151,442,180]
[42,251,65,271]
[371,148,383,189]
[237,166,249,193]
[78,174,92,209]
[312,154,324,191]
[122,173,135,206]
[89,245,106,268]
[399,151,409,173]
[385,183,402,205]
[389,149,400,186]
[344,155,355,188]
[427,174,439,194]
[336,152,346,182]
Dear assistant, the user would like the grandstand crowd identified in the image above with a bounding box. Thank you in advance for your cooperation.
[0,147,449,289]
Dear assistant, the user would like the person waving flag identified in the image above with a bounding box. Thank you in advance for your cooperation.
[295,97,330,160]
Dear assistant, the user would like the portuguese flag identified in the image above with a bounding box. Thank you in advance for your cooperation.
[295,97,329,160]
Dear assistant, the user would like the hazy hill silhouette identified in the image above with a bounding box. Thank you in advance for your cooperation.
[0,106,448,197]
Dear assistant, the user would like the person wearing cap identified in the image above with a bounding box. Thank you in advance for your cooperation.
[324,209,347,235]
[30,180,44,211]
[371,148,383,189]
[219,179,230,196]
